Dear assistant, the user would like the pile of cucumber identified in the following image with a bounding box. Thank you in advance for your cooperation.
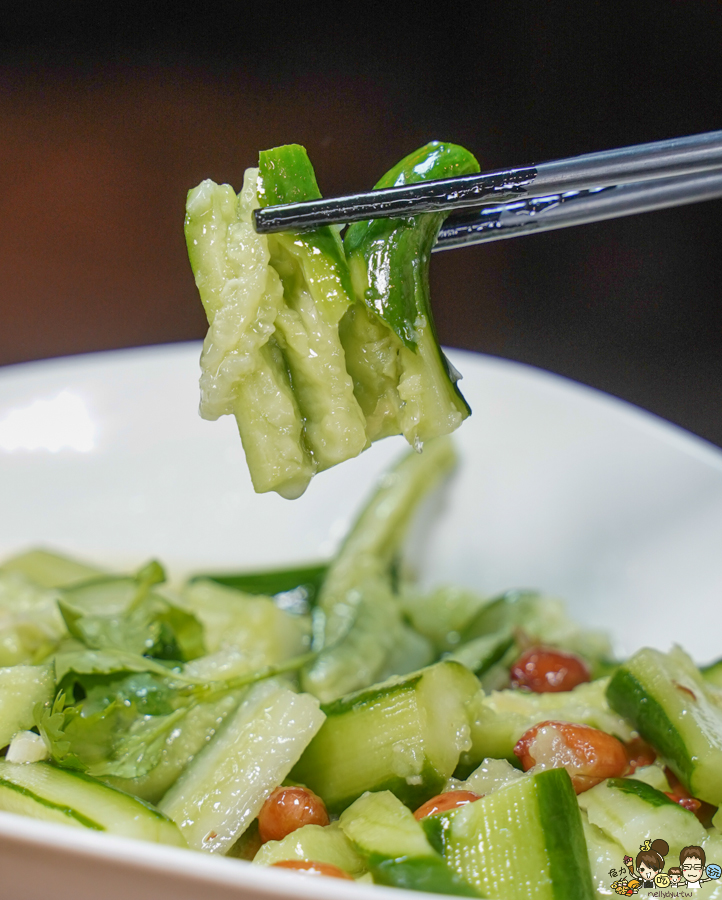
[2,439,722,900]
[186,142,479,497]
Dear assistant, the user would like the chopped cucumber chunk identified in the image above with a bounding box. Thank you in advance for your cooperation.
[303,437,456,701]
[0,571,68,665]
[293,660,479,814]
[159,680,324,853]
[607,645,722,805]
[424,767,594,900]
[254,821,366,877]
[0,664,54,749]
[0,760,185,846]
[0,549,103,589]
[463,677,633,770]
[339,790,480,896]
[187,172,314,499]
[578,777,707,858]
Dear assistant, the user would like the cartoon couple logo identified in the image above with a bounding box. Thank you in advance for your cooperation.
[610,839,722,894]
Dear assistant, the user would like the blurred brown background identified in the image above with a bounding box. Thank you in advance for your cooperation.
[2,2,722,444]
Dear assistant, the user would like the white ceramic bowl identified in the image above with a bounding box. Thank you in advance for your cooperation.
[1,342,722,900]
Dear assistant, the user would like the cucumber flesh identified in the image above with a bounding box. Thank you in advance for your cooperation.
[186,173,314,499]
[302,438,456,701]
[254,821,366,877]
[0,549,103,588]
[423,767,594,900]
[0,760,185,846]
[462,677,633,771]
[606,645,722,805]
[0,664,54,749]
[159,680,324,853]
[339,790,480,896]
[293,661,479,814]
[580,810,627,899]
[577,777,707,859]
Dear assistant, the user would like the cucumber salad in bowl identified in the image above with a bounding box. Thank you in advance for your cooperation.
[1,142,722,900]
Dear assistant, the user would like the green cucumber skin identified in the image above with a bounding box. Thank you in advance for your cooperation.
[189,563,327,606]
[606,665,694,785]
[257,144,355,308]
[344,142,480,352]
[604,777,679,808]
[321,674,423,718]
[536,768,595,900]
[370,856,481,897]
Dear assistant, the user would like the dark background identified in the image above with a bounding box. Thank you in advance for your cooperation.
[2,2,721,444]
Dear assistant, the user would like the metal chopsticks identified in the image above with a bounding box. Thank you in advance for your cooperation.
[433,167,722,251]
[252,130,722,248]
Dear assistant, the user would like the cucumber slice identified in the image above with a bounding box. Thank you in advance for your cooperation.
[302,438,456,701]
[461,590,613,675]
[258,146,368,473]
[578,777,707,858]
[423,767,594,900]
[0,549,103,588]
[292,660,479,814]
[702,657,722,689]
[462,677,633,771]
[0,570,68,665]
[159,680,325,853]
[450,757,525,796]
[188,562,327,612]
[180,578,310,660]
[186,172,314,499]
[446,631,515,678]
[342,142,478,448]
[0,760,185,846]
[398,585,490,653]
[339,790,480,896]
[0,664,54,749]
[580,810,627,899]
[606,646,722,805]
[254,821,366,877]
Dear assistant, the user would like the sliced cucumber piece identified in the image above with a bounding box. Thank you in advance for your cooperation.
[0,549,103,588]
[180,578,310,661]
[254,821,366,877]
[446,631,515,678]
[187,172,314,499]
[0,760,185,846]
[462,677,633,771]
[258,145,367,473]
[293,660,479,814]
[159,680,324,853]
[580,810,626,899]
[188,562,327,612]
[578,777,707,858]
[461,590,613,676]
[423,767,594,900]
[702,656,722,689]
[343,142,478,447]
[606,645,722,805]
[302,438,456,701]
[0,570,68,665]
[449,757,524,796]
[339,790,480,896]
[398,585,490,653]
[0,664,54,749]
